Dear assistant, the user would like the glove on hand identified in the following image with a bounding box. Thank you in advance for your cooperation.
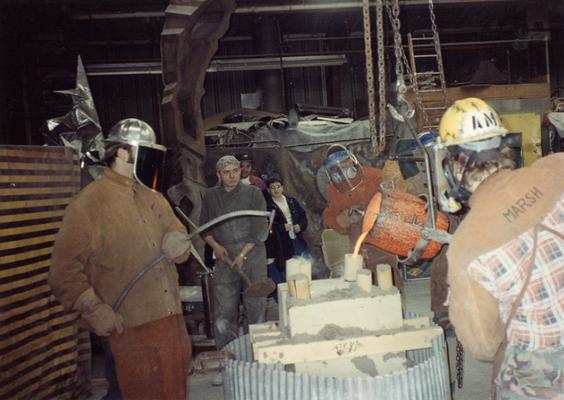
[335,205,363,229]
[74,288,124,337]
[162,230,192,263]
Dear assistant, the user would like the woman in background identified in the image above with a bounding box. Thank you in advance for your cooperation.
[265,176,310,299]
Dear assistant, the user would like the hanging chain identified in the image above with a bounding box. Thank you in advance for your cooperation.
[428,0,448,108]
[362,0,378,152]
[375,0,386,153]
[456,337,465,389]
[385,0,428,131]
[386,0,406,91]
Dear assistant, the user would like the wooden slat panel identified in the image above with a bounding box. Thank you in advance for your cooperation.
[0,259,51,280]
[0,339,75,373]
[0,209,65,224]
[0,162,77,171]
[0,147,77,159]
[1,235,57,251]
[0,210,65,224]
[0,145,84,400]
[1,315,76,359]
[0,221,62,237]
[0,272,48,298]
[0,291,54,323]
[0,197,72,210]
[0,245,53,265]
[0,285,52,308]
[0,186,76,196]
[7,362,77,399]
[0,174,81,183]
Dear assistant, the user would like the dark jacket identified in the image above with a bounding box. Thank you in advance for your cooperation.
[265,195,308,271]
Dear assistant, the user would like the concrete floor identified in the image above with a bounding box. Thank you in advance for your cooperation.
[90,279,492,400]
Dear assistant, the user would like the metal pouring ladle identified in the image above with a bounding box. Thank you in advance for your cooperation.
[113,209,276,311]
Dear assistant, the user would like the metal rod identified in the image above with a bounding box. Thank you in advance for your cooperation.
[174,206,199,231]
[205,137,371,150]
[393,108,436,229]
[113,210,273,311]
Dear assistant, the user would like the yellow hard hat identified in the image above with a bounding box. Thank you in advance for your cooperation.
[438,98,508,146]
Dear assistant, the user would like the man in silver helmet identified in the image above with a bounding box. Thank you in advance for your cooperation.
[433,98,564,399]
[49,118,193,399]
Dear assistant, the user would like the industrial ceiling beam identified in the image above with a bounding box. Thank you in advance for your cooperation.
[71,0,520,20]
[85,55,348,76]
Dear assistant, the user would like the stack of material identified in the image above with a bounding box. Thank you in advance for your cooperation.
[250,258,442,378]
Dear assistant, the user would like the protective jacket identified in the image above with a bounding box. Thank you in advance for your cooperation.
[49,168,189,329]
[447,153,564,360]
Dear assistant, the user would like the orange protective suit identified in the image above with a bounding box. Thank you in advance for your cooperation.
[322,166,384,235]
[322,166,401,285]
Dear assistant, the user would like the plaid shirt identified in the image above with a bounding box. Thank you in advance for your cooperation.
[468,195,564,350]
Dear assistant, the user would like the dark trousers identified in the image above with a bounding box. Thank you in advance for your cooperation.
[267,261,286,303]
[101,338,122,400]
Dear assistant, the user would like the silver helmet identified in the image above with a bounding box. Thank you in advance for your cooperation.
[105,118,167,191]
[106,118,157,147]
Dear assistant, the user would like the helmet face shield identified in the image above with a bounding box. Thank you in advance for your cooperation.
[431,144,463,213]
[432,133,520,213]
[133,143,166,191]
[324,152,363,192]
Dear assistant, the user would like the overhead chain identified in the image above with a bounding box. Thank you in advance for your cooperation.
[375,0,386,153]
[386,0,407,92]
[386,0,431,132]
[456,337,465,389]
[361,0,378,153]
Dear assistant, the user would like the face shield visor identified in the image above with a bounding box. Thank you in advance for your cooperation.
[431,144,462,213]
[132,143,167,191]
[431,134,520,213]
[324,150,363,192]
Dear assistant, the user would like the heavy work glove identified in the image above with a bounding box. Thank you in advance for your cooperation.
[162,230,192,263]
[73,288,124,337]
[335,205,363,230]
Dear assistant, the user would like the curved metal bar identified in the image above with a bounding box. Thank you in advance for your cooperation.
[113,209,273,311]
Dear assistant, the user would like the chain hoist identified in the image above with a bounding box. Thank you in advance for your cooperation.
[386,0,407,93]
[456,337,465,389]
[385,0,417,121]
[361,0,378,152]
[375,0,386,153]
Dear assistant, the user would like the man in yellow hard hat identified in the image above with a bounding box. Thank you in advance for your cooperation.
[433,98,563,399]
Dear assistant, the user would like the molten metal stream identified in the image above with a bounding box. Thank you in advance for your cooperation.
[353,231,369,256]
[353,192,382,256]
